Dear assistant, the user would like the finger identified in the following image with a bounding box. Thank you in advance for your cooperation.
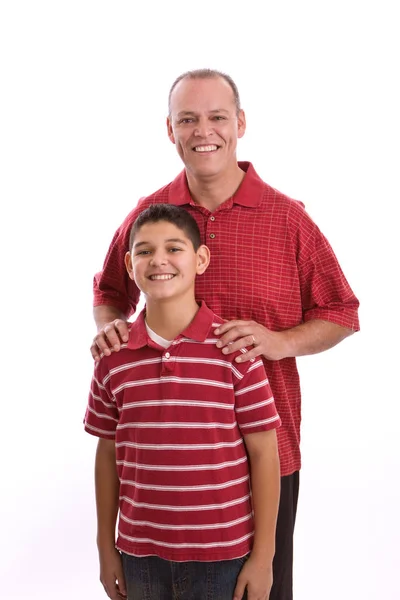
[92,333,112,359]
[115,567,127,598]
[221,334,257,355]
[114,319,129,343]
[235,347,262,363]
[214,320,247,337]
[216,328,252,349]
[103,325,124,352]
[233,578,246,600]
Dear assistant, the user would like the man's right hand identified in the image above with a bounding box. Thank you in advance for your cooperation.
[91,319,130,361]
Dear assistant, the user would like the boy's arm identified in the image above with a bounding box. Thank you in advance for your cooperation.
[95,438,127,600]
[233,429,280,600]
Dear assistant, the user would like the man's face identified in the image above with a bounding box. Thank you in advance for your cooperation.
[167,77,246,180]
[125,221,209,304]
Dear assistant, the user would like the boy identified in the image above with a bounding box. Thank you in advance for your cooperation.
[84,204,281,600]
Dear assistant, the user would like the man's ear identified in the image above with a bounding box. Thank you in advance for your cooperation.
[167,117,175,144]
[237,109,246,139]
[125,251,135,280]
[196,245,210,275]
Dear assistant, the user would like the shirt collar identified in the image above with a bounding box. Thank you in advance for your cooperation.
[169,161,265,208]
[127,301,215,350]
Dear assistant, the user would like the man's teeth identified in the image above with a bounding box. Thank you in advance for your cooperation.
[194,145,218,152]
[150,274,175,280]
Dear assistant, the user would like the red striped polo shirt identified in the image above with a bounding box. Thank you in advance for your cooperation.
[93,161,360,475]
[84,302,280,562]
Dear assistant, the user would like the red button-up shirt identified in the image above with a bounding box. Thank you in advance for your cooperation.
[94,162,360,475]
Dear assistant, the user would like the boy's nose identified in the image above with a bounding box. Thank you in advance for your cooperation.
[149,252,168,266]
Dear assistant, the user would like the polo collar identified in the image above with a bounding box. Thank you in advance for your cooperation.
[127,301,216,350]
[169,161,265,208]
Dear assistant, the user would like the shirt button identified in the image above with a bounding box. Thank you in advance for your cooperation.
[210,216,215,221]
[209,233,216,239]
[165,352,171,359]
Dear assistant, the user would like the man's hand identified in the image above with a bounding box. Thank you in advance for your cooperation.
[214,320,288,363]
[91,319,130,362]
[233,556,273,600]
[99,546,127,600]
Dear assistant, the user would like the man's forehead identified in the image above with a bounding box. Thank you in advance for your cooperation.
[170,77,236,110]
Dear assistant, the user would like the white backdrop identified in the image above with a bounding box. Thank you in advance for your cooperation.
[1,1,399,599]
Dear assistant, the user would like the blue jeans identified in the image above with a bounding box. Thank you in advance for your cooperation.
[121,553,249,600]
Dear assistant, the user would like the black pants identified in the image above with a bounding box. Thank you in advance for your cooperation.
[269,471,300,600]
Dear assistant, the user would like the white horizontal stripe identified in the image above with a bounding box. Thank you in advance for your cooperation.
[120,474,249,492]
[87,406,118,422]
[116,421,237,430]
[98,342,128,361]
[171,356,243,379]
[85,422,115,436]
[120,493,250,512]
[103,357,162,384]
[116,438,244,451]
[93,376,106,391]
[113,376,233,395]
[247,359,265,373]
[89,390,115,408]
[119,510,252,531]
[236,396,275,413]
[121,399,233,411]
[118,531,253,549]
[240,415,280,428]
[116,456,247,471]
[177,338,219,345]
[235,378,269,396]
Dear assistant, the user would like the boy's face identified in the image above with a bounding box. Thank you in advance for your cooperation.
[125,220,210,303]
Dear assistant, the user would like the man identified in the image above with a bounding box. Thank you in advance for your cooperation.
[91,69,360,599]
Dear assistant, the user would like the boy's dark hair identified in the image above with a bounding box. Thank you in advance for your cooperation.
[168,68,241,116]
[129,204,201,251]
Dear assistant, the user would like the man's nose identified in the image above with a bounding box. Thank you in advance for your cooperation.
[193,118,212,138]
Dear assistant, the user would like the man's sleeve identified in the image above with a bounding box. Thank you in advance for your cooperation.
[93,201,147,318]
[233,357,281,435]
[290,202,360,331]
[84,361,119,440]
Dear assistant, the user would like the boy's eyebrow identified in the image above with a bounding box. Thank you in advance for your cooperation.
[134,237,189,249]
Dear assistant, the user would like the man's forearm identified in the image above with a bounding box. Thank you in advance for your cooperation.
[93,305,128,332]
[282,319,354,358]
[95,439,120,549]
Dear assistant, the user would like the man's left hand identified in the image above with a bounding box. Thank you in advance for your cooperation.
[214,320,288,363]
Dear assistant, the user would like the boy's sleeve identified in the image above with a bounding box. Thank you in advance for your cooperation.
[233,357,281,435]
[84,362,119,440]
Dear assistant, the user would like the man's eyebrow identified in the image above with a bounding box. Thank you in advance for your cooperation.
[176,109,230,117]
[134,237,188,248]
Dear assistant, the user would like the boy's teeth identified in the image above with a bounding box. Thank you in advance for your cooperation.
[150,274,174,280]
[195,145,218,152]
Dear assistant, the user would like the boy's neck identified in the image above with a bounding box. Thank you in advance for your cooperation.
[145,297,200,341]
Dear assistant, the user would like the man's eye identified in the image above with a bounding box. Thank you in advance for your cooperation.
[180,118,194,124]
[212,116,226,121]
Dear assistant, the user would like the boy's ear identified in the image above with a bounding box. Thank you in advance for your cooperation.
[125,251,135,280]
[196,245,210,275]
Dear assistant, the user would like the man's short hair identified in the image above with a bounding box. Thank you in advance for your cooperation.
[168,68,241,115]
[129,204,201,251]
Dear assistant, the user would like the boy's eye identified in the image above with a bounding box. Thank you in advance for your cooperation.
[168,247,182,253]
[136,250,151,256]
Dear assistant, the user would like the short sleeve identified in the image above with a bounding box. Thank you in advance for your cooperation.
[84,361,120,440]
[233,357,281,435]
